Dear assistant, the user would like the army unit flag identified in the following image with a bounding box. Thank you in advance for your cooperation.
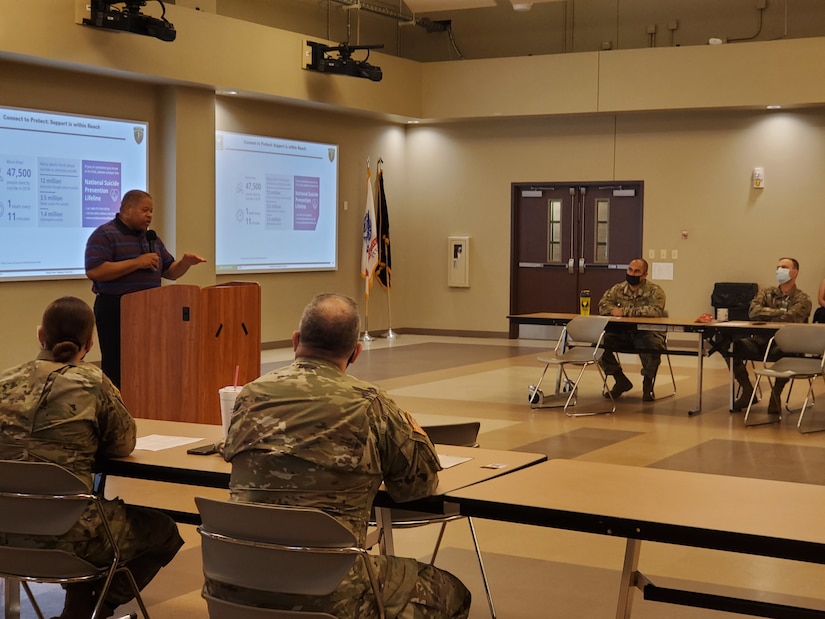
[361,167,378,295]
[375,169,392,289]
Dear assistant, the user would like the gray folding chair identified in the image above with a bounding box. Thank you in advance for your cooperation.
[421,421,480,448]
[0,460,148,619]
[196,497,384,619]
[744,324,825,433]
[530,315,614,416]
[370,421,495,618]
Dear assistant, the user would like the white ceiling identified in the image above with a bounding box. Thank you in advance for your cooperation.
[404,0,494,12]
[404,0,563,13]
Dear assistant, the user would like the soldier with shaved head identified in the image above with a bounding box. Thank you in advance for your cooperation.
[217,293,471,618]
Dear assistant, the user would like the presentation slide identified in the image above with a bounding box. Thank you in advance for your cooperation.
[215,131,338,273]
[0,106,147,281]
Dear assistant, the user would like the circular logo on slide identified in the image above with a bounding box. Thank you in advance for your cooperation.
[236,208,244,222]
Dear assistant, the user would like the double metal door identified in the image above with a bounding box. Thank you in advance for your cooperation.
[510,182,644,315]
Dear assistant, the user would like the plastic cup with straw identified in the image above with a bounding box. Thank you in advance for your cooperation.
[219,365,242,435]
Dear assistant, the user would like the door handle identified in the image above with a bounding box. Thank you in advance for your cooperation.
[568,188,576,272]
[579,186,587,273]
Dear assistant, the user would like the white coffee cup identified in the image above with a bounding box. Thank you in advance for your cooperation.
[716,308,729,322]
[219,386,243,436]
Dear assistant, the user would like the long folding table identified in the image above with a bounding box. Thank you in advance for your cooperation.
[98,419,547,527]
[447,458,825,619]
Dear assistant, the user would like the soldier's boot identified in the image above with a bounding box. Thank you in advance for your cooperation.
[731,362,754,412]
[56,583,95,619]
[604,371,633,399]
[642,376,655,402]
[768,379,788,416]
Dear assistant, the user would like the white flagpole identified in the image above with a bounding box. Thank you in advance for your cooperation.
[362,294,374,342]
[385,301,397,339]
[361,158,376,342]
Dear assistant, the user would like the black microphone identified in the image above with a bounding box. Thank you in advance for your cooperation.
[146,230,157,253]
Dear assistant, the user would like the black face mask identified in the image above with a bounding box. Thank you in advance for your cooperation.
[626,274,642,286]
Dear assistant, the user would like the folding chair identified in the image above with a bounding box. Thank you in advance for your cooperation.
[743,324,825,433]
[421,421,480,448]
[529,315,613,416]
[370,421,496,618]
[0,460,148,619]
[196,497,385,619]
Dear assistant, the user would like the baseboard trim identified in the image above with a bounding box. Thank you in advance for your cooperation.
[261,339,292,350]
[261,329,508,350]
[365,327,509,339]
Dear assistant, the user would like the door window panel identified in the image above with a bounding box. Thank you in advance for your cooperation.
[595,198,609,263]
[548,199,562,263]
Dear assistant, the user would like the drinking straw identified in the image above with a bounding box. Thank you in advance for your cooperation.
[233,365,239,389]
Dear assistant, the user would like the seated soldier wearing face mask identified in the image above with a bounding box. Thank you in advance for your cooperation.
[729,257,812,413]
[598,258,667,403]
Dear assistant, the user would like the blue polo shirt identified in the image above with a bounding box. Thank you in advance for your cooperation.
[85,215,175,296]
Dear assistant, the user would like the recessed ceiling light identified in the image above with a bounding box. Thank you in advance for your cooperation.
[218,89,239,96]
[407,120,420,124]
[766,104,782,110]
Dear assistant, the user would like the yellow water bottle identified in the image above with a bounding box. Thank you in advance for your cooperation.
[579,289,591,315]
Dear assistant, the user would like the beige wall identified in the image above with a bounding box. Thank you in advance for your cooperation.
[1,1,422,120]
[616,109,825,316]
[400,116,618,331]
[1,3,825,370]
[400,109,825,332]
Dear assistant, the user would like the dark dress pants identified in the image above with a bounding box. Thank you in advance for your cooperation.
[94,294,122,389]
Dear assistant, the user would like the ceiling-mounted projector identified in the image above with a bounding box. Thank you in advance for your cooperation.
[305,41,383,82]
[83,0,176,42]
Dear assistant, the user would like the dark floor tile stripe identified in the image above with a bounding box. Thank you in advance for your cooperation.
[517,427,644,459]
[650,439,825,486]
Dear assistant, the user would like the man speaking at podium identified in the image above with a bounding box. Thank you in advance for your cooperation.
[85,189,206,388]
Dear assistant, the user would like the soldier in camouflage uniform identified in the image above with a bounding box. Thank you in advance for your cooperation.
[729,257,812,413]
[215,293,471,619]
[0,296,183,619]
[598,258,667,402]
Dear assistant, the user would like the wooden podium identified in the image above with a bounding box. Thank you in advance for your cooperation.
[120,281,261,424]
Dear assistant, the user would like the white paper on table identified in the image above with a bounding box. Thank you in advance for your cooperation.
[439,454,473,469]
[135,434,204,452]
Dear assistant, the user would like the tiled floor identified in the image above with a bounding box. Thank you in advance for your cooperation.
[7,334,825,618]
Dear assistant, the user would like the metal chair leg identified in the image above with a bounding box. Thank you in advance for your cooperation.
[651,352,677,399]
[426,518,496,618]
[429,522,448,565]
[467,517,496,619]
[744,375,780,427]
[564,364,613,417]
[529,364,550,409]
[20,581,45,619]
[796,377,825,434]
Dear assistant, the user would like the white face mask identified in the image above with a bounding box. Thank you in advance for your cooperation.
[776,267,791,285]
